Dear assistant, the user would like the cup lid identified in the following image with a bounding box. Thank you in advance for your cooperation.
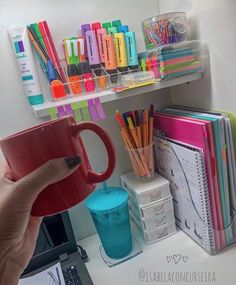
[85,183,128,213]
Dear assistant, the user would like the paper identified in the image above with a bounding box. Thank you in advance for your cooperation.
[48,107,58,120]
[19,263,65,285]
[155,136,215,253]
[71,102,82,122]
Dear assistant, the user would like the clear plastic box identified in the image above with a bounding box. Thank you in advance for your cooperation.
[142,12,188,50]
[138,40,204,81]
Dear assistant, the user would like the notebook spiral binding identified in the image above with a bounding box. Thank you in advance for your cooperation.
[195,151,216,253]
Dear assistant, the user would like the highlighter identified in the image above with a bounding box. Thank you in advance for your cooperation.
[91,22,102,36]
[77,38,85,61]
[108,27,118,37]
[48,60,66,99]
[103,34,118,84]
[97,28,107,65]
[119,25,129,33]
[114,33,128,72]
[112,20,122,29]
[85,30,101,76]
[102,22,112,33]
[77,61,95,92]
[125,32,139,70]
[64,39,83,95]
[81,24,91,59]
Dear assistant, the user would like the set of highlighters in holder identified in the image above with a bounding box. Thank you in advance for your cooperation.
[28,19,144,101]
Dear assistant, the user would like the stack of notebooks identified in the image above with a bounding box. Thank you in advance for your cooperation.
[154,106,236,254]
[121,172,176,244]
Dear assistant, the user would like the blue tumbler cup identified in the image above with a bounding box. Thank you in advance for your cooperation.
[85,182,132,259]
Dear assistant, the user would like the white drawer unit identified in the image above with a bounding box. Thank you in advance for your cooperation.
[129,198,175,232]
[121,172,171,206]
[129,194,174,219]
[130,211,176,244]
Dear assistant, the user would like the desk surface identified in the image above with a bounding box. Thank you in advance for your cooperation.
[79,230,236,285]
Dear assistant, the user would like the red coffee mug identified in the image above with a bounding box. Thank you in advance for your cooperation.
[0,116,116,216]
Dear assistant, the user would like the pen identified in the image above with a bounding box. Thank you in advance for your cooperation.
[97,28,107,65]
[81,24,91,60]
[77,61,95,92]
[125,31,139,70]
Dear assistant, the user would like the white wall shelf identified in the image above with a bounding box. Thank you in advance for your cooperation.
[32,73,203,118]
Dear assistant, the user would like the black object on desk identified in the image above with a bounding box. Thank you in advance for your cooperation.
[21,211,93,285]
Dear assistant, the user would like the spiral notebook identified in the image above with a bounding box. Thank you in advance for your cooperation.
[154,137,216,253]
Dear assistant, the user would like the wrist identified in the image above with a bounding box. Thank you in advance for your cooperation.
[0,257,22,285]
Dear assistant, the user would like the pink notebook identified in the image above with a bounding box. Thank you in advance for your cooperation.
[154,112,222,249]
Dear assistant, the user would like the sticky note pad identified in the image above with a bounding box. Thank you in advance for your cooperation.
[71,102,82,122]
[48,107,58,120]
[78,101,91,121]
[94,97,106,120]
[65,104,73,116]
[57,106,66,117]
[88,99,98,121]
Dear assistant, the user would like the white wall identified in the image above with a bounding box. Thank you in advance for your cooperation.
[159,0,236,112]
[0,0,167,239]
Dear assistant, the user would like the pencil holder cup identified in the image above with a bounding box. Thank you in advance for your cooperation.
[142,12,187,50]
[126,143,154,178]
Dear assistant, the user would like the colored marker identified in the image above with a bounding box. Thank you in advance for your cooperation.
[112,20,122,29]
[125,31,139,70]
[102,22,112,33]
[119,25,129,33]
[108,27,118,37]
[81,24,91,59]
[77,38,85,61]
[146,57,153,72]
[114,33,128,72]
[103,34,118,84]
[150,56,159,79]
[64,39,83,95]
[85,30,102,76]
[77,61,95,92]
[140,58,147,71]
[48,60,66,99]
[91,22,102,35]
[97,28,107,65]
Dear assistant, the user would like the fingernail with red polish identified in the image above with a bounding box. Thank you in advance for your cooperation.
[65,156,81,169]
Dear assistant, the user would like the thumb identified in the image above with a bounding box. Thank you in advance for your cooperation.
[13,156,81,204]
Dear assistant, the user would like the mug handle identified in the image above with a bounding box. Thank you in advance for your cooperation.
[72,121,116,183]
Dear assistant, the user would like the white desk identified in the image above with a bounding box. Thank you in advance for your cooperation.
[79,230,236,285]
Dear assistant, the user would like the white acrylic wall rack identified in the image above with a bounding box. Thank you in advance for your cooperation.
[32,72,203,118]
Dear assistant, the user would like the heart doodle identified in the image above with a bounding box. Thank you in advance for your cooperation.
[166,256,172,263]
[173,254,182,264]
[182,256,188,263]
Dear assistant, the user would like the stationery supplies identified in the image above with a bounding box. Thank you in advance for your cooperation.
[162,106,233,245]
[154,137,216,254]
[125,31,139,70]
[102,22,112,33]
[85,30,102,74]
[142,12,187,50]
[63,39,83,95]
[77,61,95,92]
[121,71,155,90]
[81,24,91,59]
[114,33,129,72]
[154,112,224,250]
[115,107,155,177]
[97,28,107,65]
[103,34,118,84]
[158,40,204,79]
[112,20,122,29]
[8,26,44,105]
[119,25,129,33]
